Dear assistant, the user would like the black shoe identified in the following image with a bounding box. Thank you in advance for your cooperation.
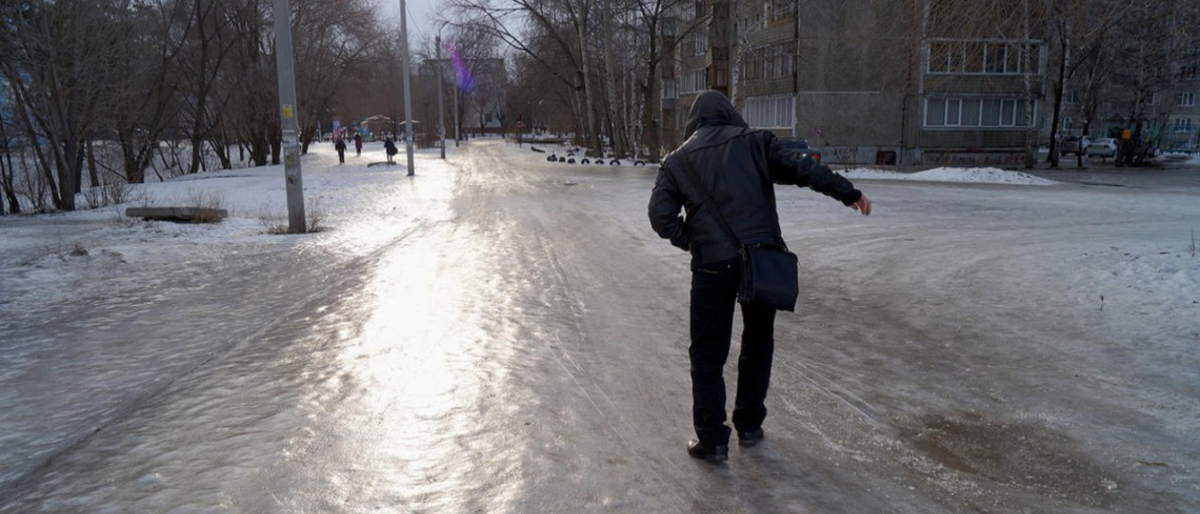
[737,428,764,447]
[687,440,729,462]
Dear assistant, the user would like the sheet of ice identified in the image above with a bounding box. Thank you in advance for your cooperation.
[1,138,1198,513]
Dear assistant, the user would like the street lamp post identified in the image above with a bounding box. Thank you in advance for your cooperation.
[400,0,415,175]
[436,34,446,159]
[453,76,460,147]
[271,0,306,233]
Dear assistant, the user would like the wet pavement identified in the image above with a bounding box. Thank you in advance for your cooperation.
[1,141,1197,513]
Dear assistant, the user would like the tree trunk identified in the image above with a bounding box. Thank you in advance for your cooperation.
[118,130,146,184]
[0,140,19,214]
[575,6,603,157]
[87,139,100,188]
[210,136,232,169]
[601,0,625,158]
[1047,20,1068,169]
[639,5,661,162]
[1021,0,1037,169]
[8,80,61,207]
[188,0,211,175]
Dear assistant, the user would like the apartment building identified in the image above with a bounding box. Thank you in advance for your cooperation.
[660,0,1049,165]
[1165,64,1199,151]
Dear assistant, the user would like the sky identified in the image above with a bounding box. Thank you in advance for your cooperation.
[379,0,443,41]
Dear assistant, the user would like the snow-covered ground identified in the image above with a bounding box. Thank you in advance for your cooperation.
[839,166,1058,185]
[1,138,1198,512]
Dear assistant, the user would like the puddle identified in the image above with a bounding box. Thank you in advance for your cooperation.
[898,412,1119,508]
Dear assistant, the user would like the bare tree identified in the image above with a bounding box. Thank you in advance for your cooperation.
[109,0,192,183]
[292,0,383,153]
[0,88,19,214]
[1109,0,1200,165]
[1044,0,1121,168]
[448,0,605,155]
[0,0,139,211]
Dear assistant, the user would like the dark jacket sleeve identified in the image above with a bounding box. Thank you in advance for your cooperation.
[648,158,690,251]
[764,134,862,206]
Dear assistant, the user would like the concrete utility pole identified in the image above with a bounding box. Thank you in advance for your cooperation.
[272,0,306,233]
[453,75,460,147]
[437,34,446,159]
[400,0,415,175]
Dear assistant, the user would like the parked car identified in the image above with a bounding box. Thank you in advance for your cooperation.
[1086,138,1118,158]
[776,137,822,162]
[1060,135,1091,156]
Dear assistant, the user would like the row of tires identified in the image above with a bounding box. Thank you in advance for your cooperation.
[547,155,645,166]
[530,145,647,166]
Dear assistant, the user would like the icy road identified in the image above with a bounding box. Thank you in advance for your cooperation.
[1,140,1198,513]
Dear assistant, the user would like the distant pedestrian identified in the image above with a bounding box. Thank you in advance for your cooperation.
[649,91,871,463]
[384,136,398,163]
[354,133,363,156]
[334,138,346,164]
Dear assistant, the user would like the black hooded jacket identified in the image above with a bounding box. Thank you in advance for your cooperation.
[648,91,862,267]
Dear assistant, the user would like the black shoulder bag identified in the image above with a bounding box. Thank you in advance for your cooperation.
[679,149,799,311]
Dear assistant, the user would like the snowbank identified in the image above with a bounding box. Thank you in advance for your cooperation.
[837,166,1058,186]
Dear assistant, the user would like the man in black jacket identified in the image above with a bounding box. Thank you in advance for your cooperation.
[648,90,871,462]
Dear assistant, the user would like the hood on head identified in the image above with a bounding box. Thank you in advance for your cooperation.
[683,90,748,140]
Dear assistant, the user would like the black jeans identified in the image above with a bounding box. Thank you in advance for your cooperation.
[690,259,776,447]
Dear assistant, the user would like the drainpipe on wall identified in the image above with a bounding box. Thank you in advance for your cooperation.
[793,0,800,137]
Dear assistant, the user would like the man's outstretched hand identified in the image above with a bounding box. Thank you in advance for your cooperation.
[851,194,872,216]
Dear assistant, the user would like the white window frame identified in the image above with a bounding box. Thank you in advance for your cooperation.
[926,40,1040,75]
[924,97,1034,128]
[1174,118,1194,132]
[661,79,678,99]
[681,68,706,94]
[1178,92,1196,107]
[742,95,794,129]
[694,31,708,57]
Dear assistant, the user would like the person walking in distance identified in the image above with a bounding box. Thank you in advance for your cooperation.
[648,90,872,462]
[354,133,363,156]
[334,137,347,164]
[384,136,397,164]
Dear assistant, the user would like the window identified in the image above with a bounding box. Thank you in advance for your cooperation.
[1063,90,1078,104]
[945,99,961,126]
[661,79,678,99]
[694,31,708,56]
[746,42,793,80]
[661,17,677,37]
[742,95,794,129]
[927,41,1039,75]
[768,0,795,23]
[1181,65,1198,81]
[925,98,1032,127]
[1174,118,1194,132]
[681,69,707,93]
[964,42,986,72]
[928,42,952,73]
[985,45,1008,73]
[1178,92,1196,106]
[926,99,947,126]
[961,99,980,125]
